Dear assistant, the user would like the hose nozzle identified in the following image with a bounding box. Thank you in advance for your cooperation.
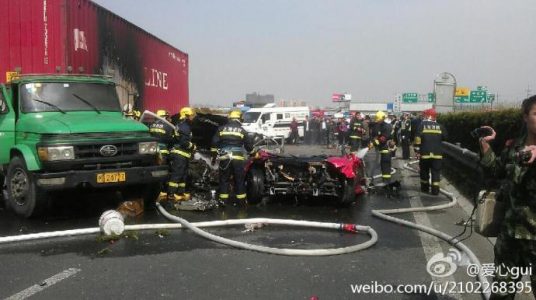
[340,224,359,234]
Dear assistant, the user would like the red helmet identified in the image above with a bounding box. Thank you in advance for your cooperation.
[423,108,437,119]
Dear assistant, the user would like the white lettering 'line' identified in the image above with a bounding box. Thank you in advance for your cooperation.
[5,268,81,300]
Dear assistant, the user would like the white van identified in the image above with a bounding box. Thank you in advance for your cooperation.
[242,106,310,139]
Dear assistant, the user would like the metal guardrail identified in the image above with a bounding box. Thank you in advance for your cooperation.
[442,141,482,173]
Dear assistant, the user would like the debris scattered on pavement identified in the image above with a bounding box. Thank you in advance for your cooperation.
[243,223,267,233]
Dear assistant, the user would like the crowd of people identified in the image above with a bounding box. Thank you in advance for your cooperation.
[289,112,424,152]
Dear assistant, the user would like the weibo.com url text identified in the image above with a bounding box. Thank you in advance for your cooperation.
[350,281,531,295]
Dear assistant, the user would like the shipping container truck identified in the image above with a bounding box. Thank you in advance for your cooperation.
[0,0,189,114]
[0,74,170,217]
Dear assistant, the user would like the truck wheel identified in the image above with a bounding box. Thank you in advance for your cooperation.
[143,183,161,209]
[246,168,265,205]
[0,174,6,209]
[338,177,356,206]
[6,156,48,217]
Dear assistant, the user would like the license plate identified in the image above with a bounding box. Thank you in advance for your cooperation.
[96,172,126,183]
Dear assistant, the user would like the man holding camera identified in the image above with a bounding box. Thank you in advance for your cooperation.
[479,96,536,299]
[414,108,446,195]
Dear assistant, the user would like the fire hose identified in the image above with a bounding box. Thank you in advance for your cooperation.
[0,156,489,298]
[369,160,490,299]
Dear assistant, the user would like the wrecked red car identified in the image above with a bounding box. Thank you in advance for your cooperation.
[164,112,365,205]
[245,150,365,205]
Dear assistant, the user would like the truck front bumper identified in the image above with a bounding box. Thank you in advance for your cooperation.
[34,165,169,190]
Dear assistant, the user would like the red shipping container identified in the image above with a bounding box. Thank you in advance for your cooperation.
[0,0,189,114]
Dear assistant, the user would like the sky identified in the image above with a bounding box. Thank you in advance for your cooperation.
[93,0,536,107]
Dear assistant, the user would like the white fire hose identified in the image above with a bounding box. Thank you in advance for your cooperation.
[369,160,490,299]
[0,209,378,256]
[0,154,490,298]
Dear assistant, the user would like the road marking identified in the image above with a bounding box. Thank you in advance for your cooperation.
[399,164,463,300]
[409,196,462,300]
[5,268,81,300]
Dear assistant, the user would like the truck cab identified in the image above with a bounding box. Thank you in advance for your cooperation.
[0,74,168,217]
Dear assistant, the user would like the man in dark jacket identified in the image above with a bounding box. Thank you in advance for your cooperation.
[348,112,365,152]
[150,109,175,200]
[414,108,447,195]
[212,110,254,204]
[303,115,311,145]
[168,107,196,202]
[400,113,412,160]
[289,118,299,144]
[150,110,175,163]
[370,111,392,184]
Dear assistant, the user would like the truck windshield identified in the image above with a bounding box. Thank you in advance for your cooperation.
[20,82,121,113]
[243,112,260,123]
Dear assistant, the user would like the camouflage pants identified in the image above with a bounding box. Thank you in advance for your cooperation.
[491,231,536,299]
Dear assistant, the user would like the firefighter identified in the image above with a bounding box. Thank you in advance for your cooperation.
[348,112,365,152]
[149,110,176,200]
[369,111,392,184]
[414,108,447,195]
[212,110,253,205]
[167,107,196,202]
[150,110,175,161]
[400,113,412,160]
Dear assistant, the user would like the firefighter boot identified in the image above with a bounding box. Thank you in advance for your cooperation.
[431,186,440,196]
[169,193,187,202]
[157,192,168,203]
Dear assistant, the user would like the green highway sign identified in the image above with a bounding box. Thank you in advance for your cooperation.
[402,93,418,103]
[455,96,470,103]
[470,90,487,103]
[427,93,435,103]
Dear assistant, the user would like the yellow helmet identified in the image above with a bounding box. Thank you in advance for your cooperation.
[156,109,169,117]
[179,107,196,119]
[228,110,242,119]
[375,111,386,122]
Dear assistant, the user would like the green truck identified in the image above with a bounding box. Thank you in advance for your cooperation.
[0,74,168,217]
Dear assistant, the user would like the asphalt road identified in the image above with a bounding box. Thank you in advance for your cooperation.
[0,144,504,299]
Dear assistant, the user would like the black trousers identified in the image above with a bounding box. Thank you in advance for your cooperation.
[401,137,410,159]
[338,132,346,146]
[310,130,319,144]
[380,150,391,183]
[168,154,189,196]
[289,130,299,144]
[219,159,247,201]
[304,130,311,144]
[419,158,441,192]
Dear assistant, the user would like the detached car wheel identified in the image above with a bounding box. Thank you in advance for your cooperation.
[246,168,265,205]
[6,156,48,218]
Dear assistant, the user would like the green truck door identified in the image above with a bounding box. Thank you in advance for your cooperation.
[0,86,15,164]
